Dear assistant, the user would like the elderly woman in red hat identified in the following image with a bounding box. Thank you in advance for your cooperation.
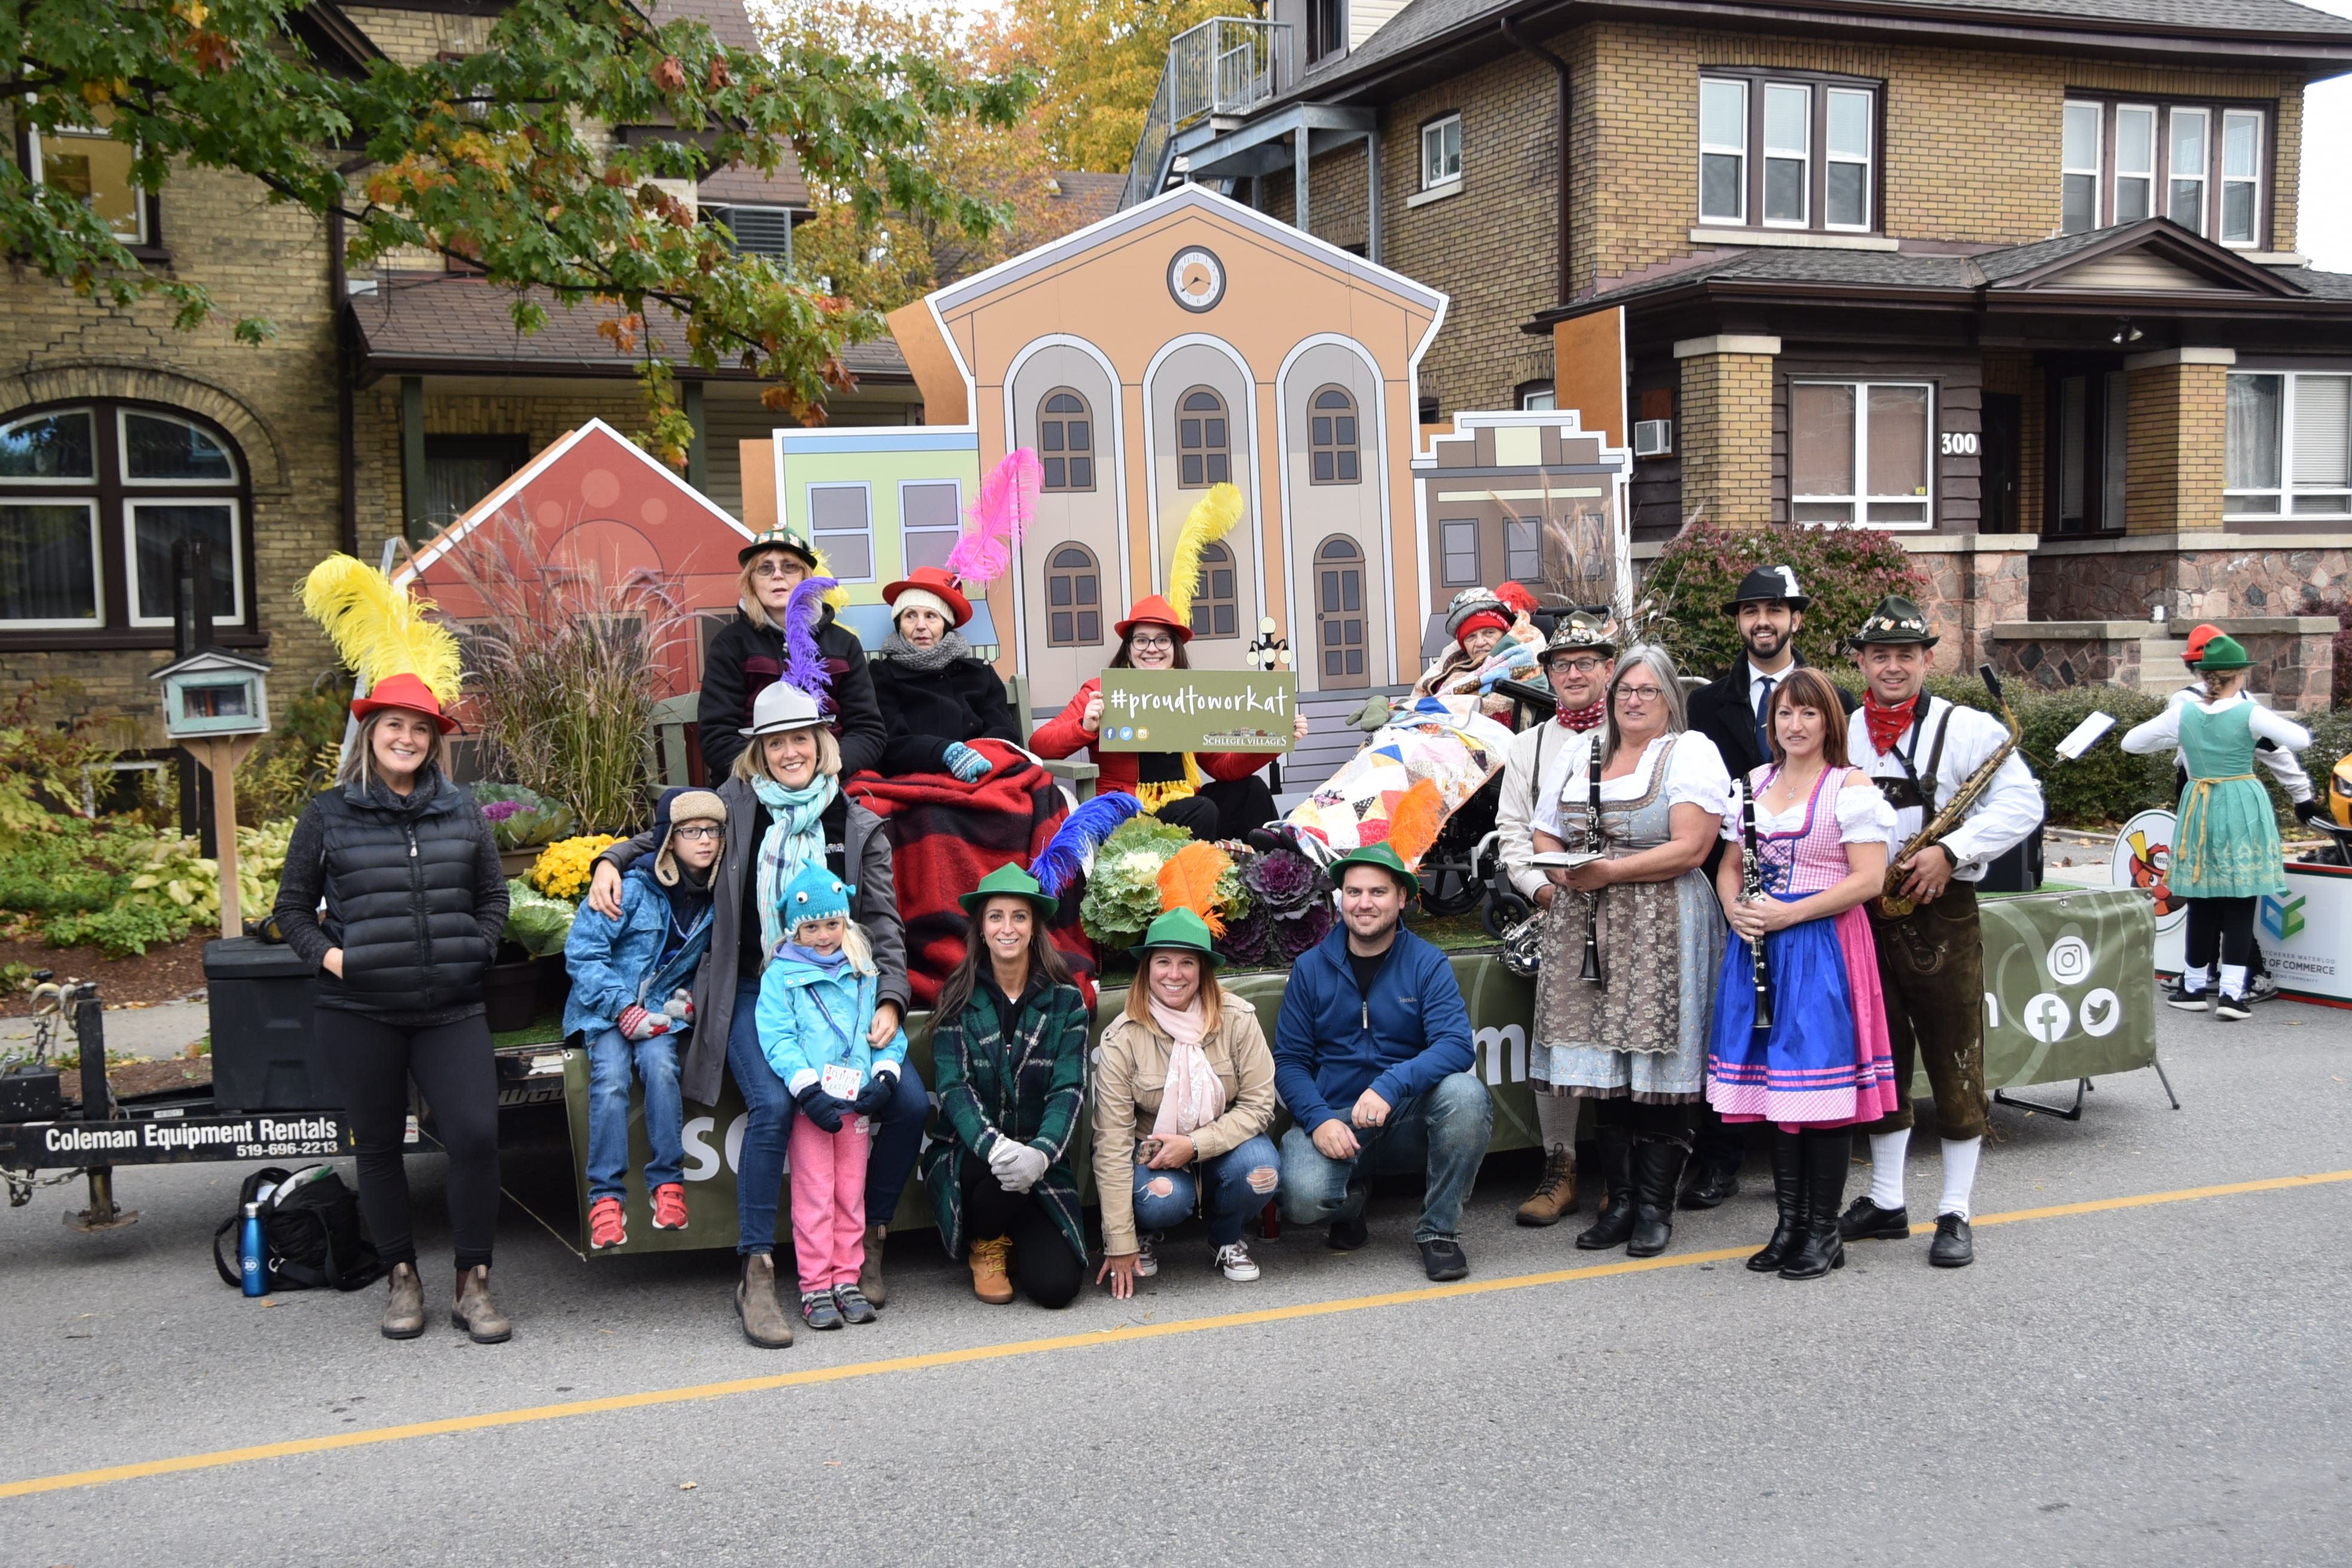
[1028,594,1307,840]
[866,566,1023,780]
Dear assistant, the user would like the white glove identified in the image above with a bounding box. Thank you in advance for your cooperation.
[990,1138,1048,1193]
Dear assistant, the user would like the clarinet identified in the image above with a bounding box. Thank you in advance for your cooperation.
[1741,776,1773,1031]
[1579,735,1604,985]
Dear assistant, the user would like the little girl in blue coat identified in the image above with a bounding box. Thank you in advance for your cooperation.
[756,862,909,1329]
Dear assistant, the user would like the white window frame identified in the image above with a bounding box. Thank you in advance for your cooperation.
[2225,371,2352,520]
[1788,379,1935,531]
[27,124,149,246]
[117,408,239,486]
[2061,100,2102,236]
[2168,107,2209,237]
[123,497,245,627]
[1439,519,1479,586]
[1420,114,1461,191]
[896,479,963,576]
[2112,103,2157,225]
[0,496,105,628]
[0,406,98,485]
[804,480,875,583]
[1760,82,1811,228]
[1823,87,1873,231]
[2220,109,2263,249]
[1698,77,1748,225]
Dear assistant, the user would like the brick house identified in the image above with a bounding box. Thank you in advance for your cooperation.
[1128,1,2352,708]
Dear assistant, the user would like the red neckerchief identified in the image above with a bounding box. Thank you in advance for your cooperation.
[1863,694,1918,754]
[1555,700,1605,732]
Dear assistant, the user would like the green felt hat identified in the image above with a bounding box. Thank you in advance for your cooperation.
[958,861,1058,920]
[1134,908,1224,967]
[1850,593,1939,647]
[2194,633,2253,670]
[1328,840,1419,896]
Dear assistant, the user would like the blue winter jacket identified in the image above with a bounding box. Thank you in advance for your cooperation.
[1272,923,1475,1134]
[562,864,714,1044]
[755,948,911,1095]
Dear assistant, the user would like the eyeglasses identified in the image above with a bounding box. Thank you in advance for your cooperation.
[673,825,722,841]
[1547,657,1607,676]
[1129,633,1177,651]
[751,561,804,580]
[1615,684,1667,704]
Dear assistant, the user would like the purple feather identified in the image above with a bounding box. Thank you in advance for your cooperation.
[782,576,838,699]
[1030,792,1143,898]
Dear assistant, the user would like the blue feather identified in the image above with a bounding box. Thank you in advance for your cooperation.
[782,577,838,698]
[1031,792,1143,898]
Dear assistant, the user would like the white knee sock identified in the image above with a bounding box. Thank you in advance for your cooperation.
[2218,964,2249,1000]
[1535,1093,1578,1155]
[1938,1137,1982,1221]
[1867,1129,1910,1210]
[2180,964,2211,994]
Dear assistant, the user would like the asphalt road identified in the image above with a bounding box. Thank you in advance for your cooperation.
[3,991,2347,1568]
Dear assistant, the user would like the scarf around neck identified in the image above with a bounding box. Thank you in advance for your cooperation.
[1863,694,1920,755]
[1554,700,1605,732]
[1146,992,1227,1139]
[880,627,975,674]
[752,770,841,963]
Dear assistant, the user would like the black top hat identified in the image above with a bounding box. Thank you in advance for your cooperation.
[1722,564,1811,615]
[1850,594,1939,647]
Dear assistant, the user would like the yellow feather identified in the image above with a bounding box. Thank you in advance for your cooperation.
[300,555,463,705]
[1165,482,1244,626]
[812,546,850,611]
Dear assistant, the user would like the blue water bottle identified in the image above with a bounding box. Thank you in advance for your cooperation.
[240,1202,268,1297]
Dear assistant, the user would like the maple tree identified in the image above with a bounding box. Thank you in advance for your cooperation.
[984,0,1228,174]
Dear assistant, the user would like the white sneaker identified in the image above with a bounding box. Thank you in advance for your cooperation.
[1215,1239,1261,1282]
[1134,1233,1160,1278]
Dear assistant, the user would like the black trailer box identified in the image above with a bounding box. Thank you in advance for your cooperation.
[1,1063,64,1121]
[204,938,339,1111]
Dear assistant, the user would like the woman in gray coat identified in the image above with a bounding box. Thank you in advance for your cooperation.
[588,683,909,1348]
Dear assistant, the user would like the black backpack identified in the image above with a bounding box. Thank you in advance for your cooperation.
[212,1165,385,1292]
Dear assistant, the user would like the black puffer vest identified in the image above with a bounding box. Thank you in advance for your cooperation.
[312,773,495,1016]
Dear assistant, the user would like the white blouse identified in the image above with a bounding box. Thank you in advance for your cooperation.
[2121,691,2313,756]
[1533,730,1732,840]
[1719,771,1899,845]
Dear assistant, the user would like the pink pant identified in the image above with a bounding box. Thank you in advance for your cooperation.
[786,1114,869,1294]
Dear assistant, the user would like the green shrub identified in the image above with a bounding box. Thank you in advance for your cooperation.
[1641,522,1928,679]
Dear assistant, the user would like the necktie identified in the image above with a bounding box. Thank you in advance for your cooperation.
[1753,675,1776,761]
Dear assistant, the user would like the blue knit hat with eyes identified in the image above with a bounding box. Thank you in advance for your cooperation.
[780,862,854,928]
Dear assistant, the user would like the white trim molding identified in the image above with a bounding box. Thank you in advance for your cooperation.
[1687,228,1898,251]
[2123,346,2237,369]
[1673,335,1782,359]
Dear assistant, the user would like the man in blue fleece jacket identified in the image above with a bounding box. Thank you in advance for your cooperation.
[1274,844,1493,1281]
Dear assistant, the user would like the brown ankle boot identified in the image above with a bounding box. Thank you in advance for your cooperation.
[860,1224,889,1309]
[451,1265,512,1343]
[969,1236,1014,1304]
[736,1252,795,1349]
[1515,1147,1579,1227]
[380,1262,425,1340]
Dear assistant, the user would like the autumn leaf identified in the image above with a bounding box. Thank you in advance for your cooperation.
[654,56,687,93]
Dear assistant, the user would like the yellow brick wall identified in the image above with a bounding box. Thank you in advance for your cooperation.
[2125,362,2230,534]
[1676,350,1776,527]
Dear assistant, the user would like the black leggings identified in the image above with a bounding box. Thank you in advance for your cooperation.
[959,1166,1083,1309]
[2185,896,2259,979]
[333,1012,501,1273]
[1596,1098,1695,1144]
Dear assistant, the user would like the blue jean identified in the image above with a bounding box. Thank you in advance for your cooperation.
[584,1027,685,1203]
[725,976,930,1254]
[1276,1071,1493,1244]
[1131,1134,1283,1247]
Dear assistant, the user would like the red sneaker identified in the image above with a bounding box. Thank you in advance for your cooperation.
[588,1195,627,1250]
[651,1183,689,1230]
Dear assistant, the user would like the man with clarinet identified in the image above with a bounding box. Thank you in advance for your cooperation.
[1838,596,2042,1269]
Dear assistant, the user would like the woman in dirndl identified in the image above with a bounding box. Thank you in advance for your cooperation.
[1707,667,1900,1282]
[1529,645,1729,1260]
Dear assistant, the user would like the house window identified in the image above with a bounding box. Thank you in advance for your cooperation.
[1440,520,1479,586]
[1505,518,1542,583]
[1039,390,1094,492]
[1698,73,1877,235]
[899,480,963,572]
[806,482,874,580]
[1307,0,1346,64]
[1045,544,1102,646]
[1190,540,1239,639]
[703,204,794,259]
[1177,388,1230,488]
[1310,386,1359,484]
[28,123,151,246]
[2051,370,2130,534]
[0,402,250,639]
[1517,381,1557,411]
[2060,99,2267,247]
[1421,114,1461,191]
[423,434,528,531]
[2226,372,2352,519]
[1789,381,1932,528]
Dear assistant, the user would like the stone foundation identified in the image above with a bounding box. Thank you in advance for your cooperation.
[1991,615,2335,712]
[1908,534,2036,673]
[1989,621,2147,693]
[2028,532,2352,623]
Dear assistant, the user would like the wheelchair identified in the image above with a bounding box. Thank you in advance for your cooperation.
[1411,677,1558,920]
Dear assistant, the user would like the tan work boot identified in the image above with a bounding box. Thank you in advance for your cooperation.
[860,1224,889,1309]
[1515,1147,1579,1227]
[451,1264,512,1343]
[736,1252,795,1349]
[969,1236,1015,1304]
[380,1261,425,1340]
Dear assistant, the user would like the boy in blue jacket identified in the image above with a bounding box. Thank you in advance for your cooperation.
[1273,843,1493,1281]
[565,788,724,1250]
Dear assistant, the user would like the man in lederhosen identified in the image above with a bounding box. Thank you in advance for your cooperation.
[1838,596,2042,1267]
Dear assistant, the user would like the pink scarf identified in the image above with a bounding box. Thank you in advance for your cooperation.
[1146,994,1227,1138]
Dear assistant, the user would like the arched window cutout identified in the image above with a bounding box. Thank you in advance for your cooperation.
[1315,534,1368,686]
[1039,390,1094,492]
[1046,543,1102,647]
[1177,387,1230,488]
[1310,386,1361,485]
[1189,540,1239,639]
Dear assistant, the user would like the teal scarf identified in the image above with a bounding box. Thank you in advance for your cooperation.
[752,770,840,965]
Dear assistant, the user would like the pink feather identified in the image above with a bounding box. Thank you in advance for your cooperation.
[945,449,1040,586]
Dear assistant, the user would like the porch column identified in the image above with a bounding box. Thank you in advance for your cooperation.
[2123,347,2234,535]
[1673,335,1779,529]
[399,375,428,544]
[1294,125,1310,235]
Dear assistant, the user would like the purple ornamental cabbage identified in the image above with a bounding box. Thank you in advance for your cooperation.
[1241,847,1319,912]
[1217,906,1273,967]
[480,800,525,823]
[1275,900,1336,960]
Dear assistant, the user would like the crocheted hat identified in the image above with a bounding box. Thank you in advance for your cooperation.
[780,862,855,927]
[1443,586,1511,643]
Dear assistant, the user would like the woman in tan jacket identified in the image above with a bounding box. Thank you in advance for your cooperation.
[1093,910,1282,1296]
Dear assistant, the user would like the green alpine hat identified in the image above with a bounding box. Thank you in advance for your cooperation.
[1329,840,1419,897]
[1850,593,1940,648]
[958,861,1058,920]
[2194,633,2253,670]
[1134,908,1224,967]
[738,524,821,569]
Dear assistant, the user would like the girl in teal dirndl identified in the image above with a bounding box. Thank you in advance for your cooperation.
[2123,635,2311,1019]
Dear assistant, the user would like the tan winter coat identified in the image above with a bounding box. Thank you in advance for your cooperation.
[1092,991,1278,1255]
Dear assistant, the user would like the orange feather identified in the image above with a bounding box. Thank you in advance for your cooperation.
[1387,778,1446,868]
[1156,841,1232,938]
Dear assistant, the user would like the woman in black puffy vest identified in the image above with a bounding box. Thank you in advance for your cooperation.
[273,673,512,1343]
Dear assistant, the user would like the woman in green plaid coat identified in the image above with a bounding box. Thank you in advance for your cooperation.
[921,864,1093,1309]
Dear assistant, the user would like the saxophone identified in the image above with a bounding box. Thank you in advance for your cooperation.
[1876,664,2022,919]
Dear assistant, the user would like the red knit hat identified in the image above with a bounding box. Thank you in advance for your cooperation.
[1455,609,1511,645]
[1114,594,1193,643]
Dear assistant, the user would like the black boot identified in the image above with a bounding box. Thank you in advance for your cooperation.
[1573,1137,1636,1251]
[1780,1132,1852,1280]
[1625,1136,1688,1258]
[1747,1131,1806,1273]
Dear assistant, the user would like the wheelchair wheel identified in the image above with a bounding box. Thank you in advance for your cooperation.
[1417,852,1487,917]
[1483,887,1531,942]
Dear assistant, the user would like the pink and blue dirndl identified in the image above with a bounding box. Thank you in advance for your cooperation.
[1707,766,1900,1130]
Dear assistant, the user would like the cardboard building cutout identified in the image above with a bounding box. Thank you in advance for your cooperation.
[771,427,994,651]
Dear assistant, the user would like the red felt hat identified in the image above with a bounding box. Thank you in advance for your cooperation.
[881,566,973,629]
[1114,594,1193,644]
[2182,623,2226,663]
[350,671,460,733]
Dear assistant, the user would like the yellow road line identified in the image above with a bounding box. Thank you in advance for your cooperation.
[5,1167,2348,1501]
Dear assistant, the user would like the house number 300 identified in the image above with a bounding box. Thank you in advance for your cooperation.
[1939,431,1980,457]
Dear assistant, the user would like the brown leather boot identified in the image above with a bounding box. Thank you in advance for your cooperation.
[380,1262,425,1340]
[1515,1147,1578,1227]
[860,1224,889,1309]
[736,1252,795,1349]
[969,1236,1015,1304]
[451,1265,512,1343]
